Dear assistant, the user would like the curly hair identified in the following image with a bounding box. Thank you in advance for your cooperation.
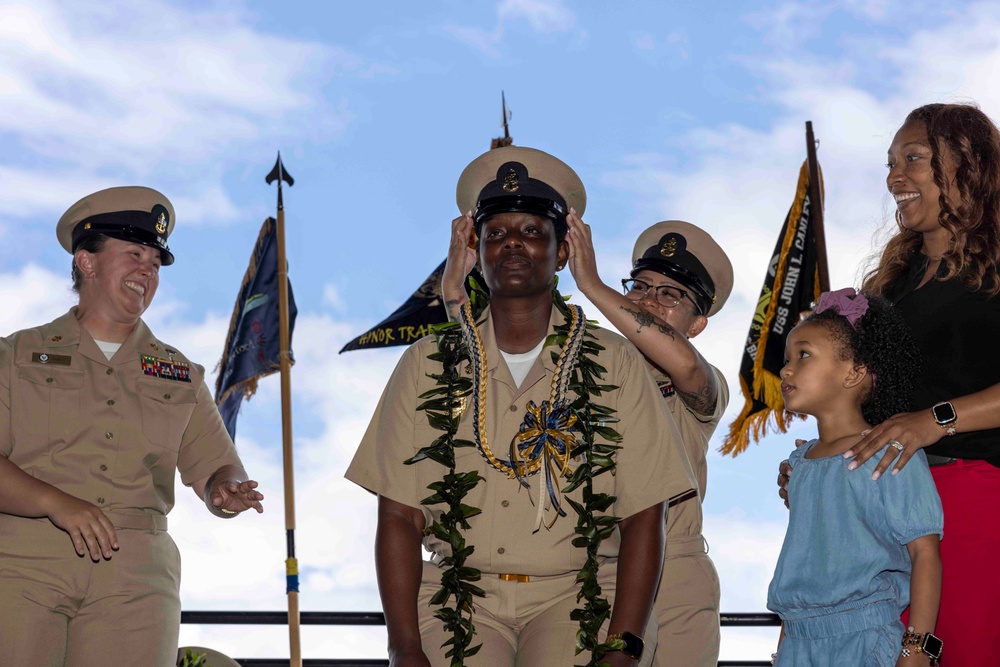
[863,103,1000,297]
[803,293,921,425]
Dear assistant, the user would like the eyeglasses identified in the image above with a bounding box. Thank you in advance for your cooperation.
[621,279,699,312]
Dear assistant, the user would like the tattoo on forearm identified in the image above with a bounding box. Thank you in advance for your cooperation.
[620,306,675,339]
[445,297,467,320]
[677,382,717,415]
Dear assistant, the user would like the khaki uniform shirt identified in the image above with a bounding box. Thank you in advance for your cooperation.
[346,306,698,577]
[0,308,242,524]
[649,364,729,544]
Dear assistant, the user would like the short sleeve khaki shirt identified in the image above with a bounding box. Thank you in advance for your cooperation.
[346,305,698,577]
[0,309,243,523]
[649,364,729,543]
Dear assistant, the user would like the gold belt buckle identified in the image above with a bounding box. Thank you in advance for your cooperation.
[498,573,529,582]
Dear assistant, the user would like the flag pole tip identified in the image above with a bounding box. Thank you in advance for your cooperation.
[266,153,295,187]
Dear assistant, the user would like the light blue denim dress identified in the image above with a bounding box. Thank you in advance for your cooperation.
[767,440,944,666]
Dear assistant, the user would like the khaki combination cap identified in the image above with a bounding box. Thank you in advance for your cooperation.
[631,220,733,317]
[456,146,586,230]
[57,186,176,265]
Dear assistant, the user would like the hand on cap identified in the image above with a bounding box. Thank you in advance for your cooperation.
[442,211,477,321]
[565,209,603,295]
[46,492,119,560]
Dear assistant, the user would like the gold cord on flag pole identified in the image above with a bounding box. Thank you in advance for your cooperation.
[267,152,302,667]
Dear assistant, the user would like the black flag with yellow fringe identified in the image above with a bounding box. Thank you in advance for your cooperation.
[721,161,824,456]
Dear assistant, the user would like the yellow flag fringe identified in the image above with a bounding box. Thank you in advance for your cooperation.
[720,161,822,456]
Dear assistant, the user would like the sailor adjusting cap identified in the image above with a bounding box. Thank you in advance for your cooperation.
[631,220,733,317]
[57,186,176,265]
[456,146,585,234]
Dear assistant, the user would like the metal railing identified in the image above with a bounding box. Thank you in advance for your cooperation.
[181,610,781,667]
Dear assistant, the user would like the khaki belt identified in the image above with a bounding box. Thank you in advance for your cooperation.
[498,573,530,583]
[666,535,708,557]
[109,512,168,531]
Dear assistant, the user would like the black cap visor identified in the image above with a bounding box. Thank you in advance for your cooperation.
[72,211,174,265]
[631,258,713,315]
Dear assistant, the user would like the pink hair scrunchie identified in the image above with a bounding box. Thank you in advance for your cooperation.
[814,287,869,328]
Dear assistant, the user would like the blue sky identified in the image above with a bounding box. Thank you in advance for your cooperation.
[3,0,999,661]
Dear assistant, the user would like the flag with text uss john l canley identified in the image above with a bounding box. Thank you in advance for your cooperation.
[720,161,824,456]
[215,217,297,440]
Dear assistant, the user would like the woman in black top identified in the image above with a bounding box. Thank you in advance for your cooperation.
[846,103,1000,665]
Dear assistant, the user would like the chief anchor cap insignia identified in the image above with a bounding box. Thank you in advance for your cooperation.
[660,236,679,257]
[503,167,520,192]
[155,211,167,235]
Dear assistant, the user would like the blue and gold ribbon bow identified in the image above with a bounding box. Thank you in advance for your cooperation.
[509,399,578,531]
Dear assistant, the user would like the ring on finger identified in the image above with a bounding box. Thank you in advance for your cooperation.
[888,439,904,452]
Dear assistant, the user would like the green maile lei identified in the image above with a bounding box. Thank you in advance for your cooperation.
[405,279,626,666]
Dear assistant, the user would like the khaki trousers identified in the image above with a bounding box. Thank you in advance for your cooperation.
[418,560,657,666]
[652,537,721,667]
[0,515,181,667]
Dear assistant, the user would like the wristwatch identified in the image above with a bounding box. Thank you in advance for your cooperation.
[902,626,943,664]
[931,401,958,436]
[607,631,644,659]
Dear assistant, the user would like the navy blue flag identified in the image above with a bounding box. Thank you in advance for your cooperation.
[339,261,485,353]
[215,217,297,439]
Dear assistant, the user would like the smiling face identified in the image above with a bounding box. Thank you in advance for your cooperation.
[886,119,957,241]
[780,320,859,417]
[628,269,707,338]
[478,211,567,299]
[77,238,161,324]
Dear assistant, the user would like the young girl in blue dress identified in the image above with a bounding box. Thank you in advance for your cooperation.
[767,288,944,666]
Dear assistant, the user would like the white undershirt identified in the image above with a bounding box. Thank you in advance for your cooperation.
[499,339,545,388]
[95,340,122,360]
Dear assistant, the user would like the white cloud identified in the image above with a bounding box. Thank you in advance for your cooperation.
[633,33,655,51]
[0,0,372,223]
[444,0,577,56]
[497,0,575,33]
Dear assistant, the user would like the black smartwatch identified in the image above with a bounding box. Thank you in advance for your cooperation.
[921,632,944,662]
[608,631,644,659]
[903,626,943,664]
[931,401,958,436]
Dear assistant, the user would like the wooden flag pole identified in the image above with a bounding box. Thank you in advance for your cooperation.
[805,121,830,292]
[267,152,302,667]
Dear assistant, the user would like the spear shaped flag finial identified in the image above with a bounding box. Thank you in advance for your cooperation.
[266,152,295,187]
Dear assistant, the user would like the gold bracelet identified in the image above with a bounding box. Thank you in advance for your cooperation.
[220,508,237,515]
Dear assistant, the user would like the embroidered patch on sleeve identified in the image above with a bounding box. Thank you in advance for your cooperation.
[141,355,192,382]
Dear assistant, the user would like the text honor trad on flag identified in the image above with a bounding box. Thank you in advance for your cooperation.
[721,161,824,456]
[215,217,297,439]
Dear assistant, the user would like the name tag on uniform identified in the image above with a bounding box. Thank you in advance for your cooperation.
[141,355,192,382]
[32,352,72,366]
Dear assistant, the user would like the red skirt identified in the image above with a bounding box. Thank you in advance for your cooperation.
[905,458,1000,666]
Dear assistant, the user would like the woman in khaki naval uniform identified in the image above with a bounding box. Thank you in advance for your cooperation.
[0,187,264,666]
[565,217,733,667]
[347,147,699,667]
